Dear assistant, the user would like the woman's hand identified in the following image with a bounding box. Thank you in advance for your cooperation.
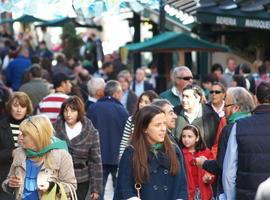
[91,192,99,200]
[38,181,50,192]
[202,173,213,184]
[8,176,22,188]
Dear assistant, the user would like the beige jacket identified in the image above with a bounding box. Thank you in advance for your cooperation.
[2,147,77,200]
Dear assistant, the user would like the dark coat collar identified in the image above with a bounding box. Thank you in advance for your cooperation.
[253,104,270,114]
[98,96,122,105]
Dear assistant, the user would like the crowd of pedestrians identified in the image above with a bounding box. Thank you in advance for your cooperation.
[1,31,270,200]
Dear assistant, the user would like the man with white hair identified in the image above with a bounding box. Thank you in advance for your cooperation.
[86,77,105,110]
[160,66,193,107]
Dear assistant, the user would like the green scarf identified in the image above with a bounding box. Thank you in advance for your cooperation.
[150,143,163,157]
[25,136,68,158]
[228,111,251,124]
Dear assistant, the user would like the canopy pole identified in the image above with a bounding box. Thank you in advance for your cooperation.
[178,51,186,66]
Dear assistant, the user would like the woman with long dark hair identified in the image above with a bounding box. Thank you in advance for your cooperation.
[114,106,188,200]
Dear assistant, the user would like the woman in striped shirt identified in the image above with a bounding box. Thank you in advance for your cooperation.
[0,92,33,199]
[119,90,159,159]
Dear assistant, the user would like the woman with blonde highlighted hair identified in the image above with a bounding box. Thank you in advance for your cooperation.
[0,91,33,199]
[2,115,77,200]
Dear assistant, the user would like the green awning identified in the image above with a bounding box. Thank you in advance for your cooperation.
[35,17,102,30]
[124,32,230,52]
[13,15,45,23]
[197,6,270,30]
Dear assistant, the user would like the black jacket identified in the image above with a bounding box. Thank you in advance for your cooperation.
[132,80,154,93]
[174,104,219,148]
[203,124,233,195]
[126,90,138,115]
[235,105,270,200]
[0,117,16,198]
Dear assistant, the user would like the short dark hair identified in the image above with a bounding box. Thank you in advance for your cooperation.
[183,84,203,99]
[102,62,113,70]
[30,64,42,78]
[201,74,217,84]
[52,73,72,89]
[56,54,65,63]
[258,64,267,75]
[232,75,246,89]
[256,81,270,104]
[211,63,223,74]
[212,81,226,93]
[59,96,85,122]
[104,80,121,96]
[238,63,251,74]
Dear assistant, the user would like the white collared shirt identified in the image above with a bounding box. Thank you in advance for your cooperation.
[134,81,144,96]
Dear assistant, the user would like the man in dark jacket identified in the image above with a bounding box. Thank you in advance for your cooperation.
[174,84,219,148]
[196,87,255,199]
[131,68,154,96]
[223,82,270,200]
[87,80,129,200]
[5,47,31,91]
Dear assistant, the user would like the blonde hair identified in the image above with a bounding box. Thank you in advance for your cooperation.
[20,115,54,152]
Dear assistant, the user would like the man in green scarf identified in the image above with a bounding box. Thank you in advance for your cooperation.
[196,87,255,199]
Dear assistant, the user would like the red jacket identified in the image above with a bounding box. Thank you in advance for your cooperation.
[182,148,214,200]
[211,117,227,159]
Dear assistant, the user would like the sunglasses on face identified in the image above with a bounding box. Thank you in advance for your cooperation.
[176,76,193,81]
[210,90,223,94]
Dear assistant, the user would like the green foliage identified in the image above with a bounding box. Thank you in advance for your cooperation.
[62,22,83,59]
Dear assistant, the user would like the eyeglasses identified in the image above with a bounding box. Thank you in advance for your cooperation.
[176,76,193,81]
[210,90,223,94]
[224,103,234,108]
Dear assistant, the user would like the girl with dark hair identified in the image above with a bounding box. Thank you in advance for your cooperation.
[180,125,214,200]
[118,90,158,159]
[114,106,188,200]
[54,96,102,200]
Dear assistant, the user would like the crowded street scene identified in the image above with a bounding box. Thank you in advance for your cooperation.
[1,0,270,200]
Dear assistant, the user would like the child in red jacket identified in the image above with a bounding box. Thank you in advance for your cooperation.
[179,124,214,200]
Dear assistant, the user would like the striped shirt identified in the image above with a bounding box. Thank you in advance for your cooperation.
[119,116,134,159]
[10,123,20,147]
[37,93,69,122]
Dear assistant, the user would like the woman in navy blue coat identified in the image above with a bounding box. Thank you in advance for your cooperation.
[114,106,188,200]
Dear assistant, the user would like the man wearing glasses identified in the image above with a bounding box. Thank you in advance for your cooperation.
[160,66,193,107]
[223,83,270,200]
[196,87,255,200]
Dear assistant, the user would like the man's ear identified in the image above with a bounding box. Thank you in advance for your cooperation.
[233,104,240,112]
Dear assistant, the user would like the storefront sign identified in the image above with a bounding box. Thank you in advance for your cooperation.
[216,16,237,26]
[245,19,270,29]
[215,16,270,29]
[197,10,270,30]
